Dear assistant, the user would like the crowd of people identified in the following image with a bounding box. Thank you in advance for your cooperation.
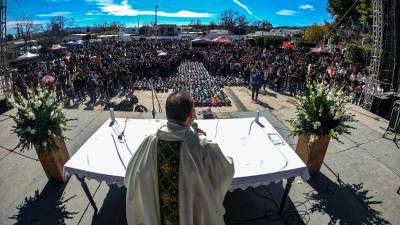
[10,39,372,110]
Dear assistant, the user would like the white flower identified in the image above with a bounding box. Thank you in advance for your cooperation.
[34,101,42,109]
[16,104,23,110]
[313,122,321,130]
[309,134,316,143]
[46,101,52,107]
[27,112,34,119]
[42,142,47,148]
[48,130,52,135]
[327,91,334,101]
[334,112,340,120]
[31,129,36,134]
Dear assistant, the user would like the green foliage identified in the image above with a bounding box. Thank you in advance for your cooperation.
[328,0,372,25]
[358,0,373,24]
[289,81,355,143]
[8,86,76,152]
[328,0,360,22]
[344,43,371,67]
[303,24,330,43]
[255,36,285,47]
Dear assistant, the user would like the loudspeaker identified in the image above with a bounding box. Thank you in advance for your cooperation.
[0,97,9,115]
[388,100,400,132]
[370,92,393,118]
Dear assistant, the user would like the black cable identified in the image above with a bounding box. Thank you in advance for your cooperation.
[14,0,26,18]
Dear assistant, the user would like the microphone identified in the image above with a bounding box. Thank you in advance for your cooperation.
[118,118,128,140]
[192,122,206,136]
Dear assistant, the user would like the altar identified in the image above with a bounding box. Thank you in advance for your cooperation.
[64,117,310,213]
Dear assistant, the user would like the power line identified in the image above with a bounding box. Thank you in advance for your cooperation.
[14,0,25,18]
[325,0,360,38]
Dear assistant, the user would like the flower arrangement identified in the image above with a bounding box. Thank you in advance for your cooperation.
[8,86,75,152]
[289,81,355,143]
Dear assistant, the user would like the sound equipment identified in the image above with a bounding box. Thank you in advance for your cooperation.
[104,95,138,112]
[370,92,393,118]
[388,100,400,131]
[0,96,9,115]
[384,99,400,140]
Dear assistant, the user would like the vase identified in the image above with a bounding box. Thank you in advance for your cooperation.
[295,134,330,175]
[34,136,70,183]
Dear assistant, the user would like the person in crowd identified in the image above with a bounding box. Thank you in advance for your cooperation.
[10,40,367,107]
[124,91,234,225]
[250,68,261,102]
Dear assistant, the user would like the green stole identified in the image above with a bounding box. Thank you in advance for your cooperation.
[157,139,181,225]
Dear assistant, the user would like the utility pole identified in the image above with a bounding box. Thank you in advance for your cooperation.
[0,0,10,99]
[155,5,158,38]
[0,0,6,66]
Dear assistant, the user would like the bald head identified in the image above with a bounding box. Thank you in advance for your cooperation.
[166,91,194,124]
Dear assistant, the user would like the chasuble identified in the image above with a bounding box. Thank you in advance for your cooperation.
[124,122,234,225]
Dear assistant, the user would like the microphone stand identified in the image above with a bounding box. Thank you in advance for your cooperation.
[151,81,156,119]
[150,79,162,119]
[118,117,128,141]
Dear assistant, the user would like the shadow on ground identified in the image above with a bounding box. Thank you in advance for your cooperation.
[9,180,78,225]
[256,99,274,110]
[90,184,127,225]
[304,172,391,225]
[224,182,303,225]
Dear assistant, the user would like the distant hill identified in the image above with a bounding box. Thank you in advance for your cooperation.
[274,26,309,31]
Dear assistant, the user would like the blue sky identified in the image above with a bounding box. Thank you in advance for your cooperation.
[8,0,332,33]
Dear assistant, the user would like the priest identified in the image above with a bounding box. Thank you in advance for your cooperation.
[124,91,234,225]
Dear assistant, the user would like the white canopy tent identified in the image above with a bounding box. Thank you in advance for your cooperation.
[15,52,39,61]
[191,36,213,44]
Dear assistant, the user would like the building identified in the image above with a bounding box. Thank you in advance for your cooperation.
[209,29,230,35]
[157,24,179,36]
[247,29,304,42]
[125,27,139,35]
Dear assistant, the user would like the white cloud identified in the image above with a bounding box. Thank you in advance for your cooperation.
[299,4,315,10]
[37,11,71,17]
[86,0,112,4]
[85,11,104,16]
[6,20,48,32]
[232,0,252,15]
[88,0,213,18]
[276,10,297,16]
[74,18,96,22]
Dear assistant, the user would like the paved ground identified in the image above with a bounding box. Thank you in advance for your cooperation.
[0,86,399,225]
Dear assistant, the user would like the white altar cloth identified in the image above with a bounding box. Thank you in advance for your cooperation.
[64,117,310,191]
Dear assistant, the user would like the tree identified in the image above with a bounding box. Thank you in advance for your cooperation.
[234,15,248,35]
[358,0,372,25]
[303,24,330,43]
[344,43,371,67]
[328,0,372,26]
[189,19,202,29]
[209,21,216,30]
[255,20,273,31]
[94,18,109,32]
[49,16,66,43]
[328,0,360,22]
[219,9,238,31]
[14,17,36,48]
